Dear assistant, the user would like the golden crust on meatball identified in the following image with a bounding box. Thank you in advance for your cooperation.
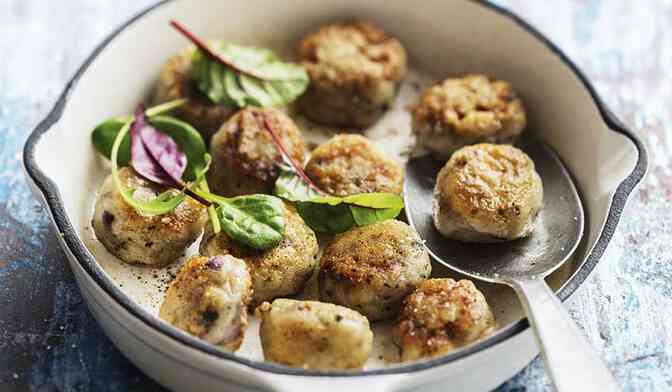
[258,299,373,369]
[208,107,307,197]
[305,134,404,196]
[153,45,236,142]
[393,278,496,361]
[298,21,407,128]
[92,167,207,266]
[200,203,318,305]
[412,74,526,158]
[433,143,543,242]
[319,220,431,321]
[159,255,252,351]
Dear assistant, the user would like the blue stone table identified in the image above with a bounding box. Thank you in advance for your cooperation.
[0,1,669,391]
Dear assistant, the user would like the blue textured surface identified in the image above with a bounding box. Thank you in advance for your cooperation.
[1,1,670,391]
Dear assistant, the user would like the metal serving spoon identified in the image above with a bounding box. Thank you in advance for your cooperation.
[404,140,619,391]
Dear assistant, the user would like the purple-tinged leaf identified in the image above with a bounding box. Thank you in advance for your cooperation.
[140,124,187,185]
[130,105,186,187]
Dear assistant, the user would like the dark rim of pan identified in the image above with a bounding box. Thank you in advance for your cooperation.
[23,0,648,378]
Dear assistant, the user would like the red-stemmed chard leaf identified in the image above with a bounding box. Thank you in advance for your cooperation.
[130,105,186,187]
[170,20,262,80]
[259,112,325,196]
[130,104,211,207]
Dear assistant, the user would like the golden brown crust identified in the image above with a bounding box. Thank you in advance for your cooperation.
[153,45,236,142]
[200,203,318,305]
[412,74,526,158]
[304,134,403,196]
[319,220,431,321]
[393,278,496,361]
[433,143,543,241]
[297,21,407,128]
[208,107,307,197]
[258,299,373,369]
[92,167,207,266]
[159,255,252,351]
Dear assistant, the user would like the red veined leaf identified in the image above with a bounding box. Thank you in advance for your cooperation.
[130,105,185,187]
[140,122,187,186]
[259,112,325,195]
[170,20,262,79]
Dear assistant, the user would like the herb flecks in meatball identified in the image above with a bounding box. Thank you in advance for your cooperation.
[305,134,404,197]
[298,21,407,128]
[433,143,543,242]
[159,255,253,351]
[393,278,496,361]
[258,299,373,369]
[412,74,526,159]
[201,203,318,305]
[319,220,431,321]
[92,167,206,266]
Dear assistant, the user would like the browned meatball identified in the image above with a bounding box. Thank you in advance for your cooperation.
[200,203,318,305]
[412,74,527,159]
[258,299,373,369]
[153,45,236,142]
[393,278,496,361]
[207,107,308,197]
[298,21,407,128]
[305,134,404,196]
[433,143,543,242]
[92,167,207,266]
[159,255,252,351]
[319,220,431,321]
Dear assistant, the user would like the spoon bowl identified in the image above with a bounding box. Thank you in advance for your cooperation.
[404,140,584,283]
[404,139,619,392]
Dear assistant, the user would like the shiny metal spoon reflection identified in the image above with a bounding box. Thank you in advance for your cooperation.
[404,140,618,391]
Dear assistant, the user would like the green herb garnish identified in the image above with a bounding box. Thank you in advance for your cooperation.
[109,120,188,215]
[262,117,404,233]
[294,193,404,234]
[171,20,308,108]
[205,193,285,250]
[93,100,285,250]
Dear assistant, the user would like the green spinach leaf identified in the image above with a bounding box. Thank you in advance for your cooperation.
[191,42,309,108]
[274,171,404,233]
[296,202,356,234]
[214,194,286,250]
[92,118,131,165]
[343,193,405,210]
[349,205,403,226]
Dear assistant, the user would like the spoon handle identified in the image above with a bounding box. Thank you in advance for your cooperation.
[511,278,620,391]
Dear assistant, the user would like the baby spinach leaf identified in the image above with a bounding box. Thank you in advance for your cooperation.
[343,193,405,210]
[211,194,286,250]
[296,202,356,234]
[275,169,404,233]
[92,118,131,165]
[190,44,308,108]
[349,205,403,226]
